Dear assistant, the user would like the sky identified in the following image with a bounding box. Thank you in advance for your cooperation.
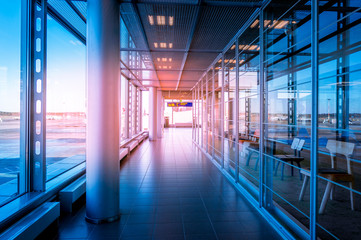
[0,0,86,113]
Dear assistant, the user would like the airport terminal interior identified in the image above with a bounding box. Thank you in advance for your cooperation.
[1,0,361,239]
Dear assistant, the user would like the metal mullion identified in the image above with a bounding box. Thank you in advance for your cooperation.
[201,78,204,148]
[205,75,208,153]
[212,67,215,158]
[192,89,194,140]
[235,38,240,183]
[139,89,142,132]
[221,54,225,169]
[310,0,319,239]
[20,0,31,194]
[259,11,265,209]
[30,0,47,192]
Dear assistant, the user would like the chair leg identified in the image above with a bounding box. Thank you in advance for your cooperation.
[299,175,309,201]
[281,162,285,181]
[319,182,333,214]
[246,151,252,166]
[274,160,280,176]
[350,181,354,211]
[254,153,260,171]
[296,162,302,181]
[330,184,335,200]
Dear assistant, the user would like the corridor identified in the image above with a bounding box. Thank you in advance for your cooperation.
[56,128,281,239]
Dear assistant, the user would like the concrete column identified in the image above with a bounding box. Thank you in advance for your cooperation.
[157,90,163,138]
[86,0,120,224]
[149,87,157,140]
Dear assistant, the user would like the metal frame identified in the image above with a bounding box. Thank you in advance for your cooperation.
[200,78,204,148]
[205,74,209,153]
[310,0,319,239]
[176,1,202,90]
[20,0,31,195]
[212,67,216,158]
[259,11,265,208]
[235,38,240,183]
[30,0,47,192]
[221,54,225,168]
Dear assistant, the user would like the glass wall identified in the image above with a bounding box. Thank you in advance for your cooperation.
[0,2,145,210]
[0,0,22,206]
[316,1,361,238]
[192,0,361,239]
[46,15,86,181]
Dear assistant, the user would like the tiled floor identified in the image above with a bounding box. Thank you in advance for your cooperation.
[55,128,282,240]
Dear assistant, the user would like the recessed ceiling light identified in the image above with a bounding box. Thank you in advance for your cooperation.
[169,16,174,26]
[162,58,167,62]
[157,15,166,25]
[160,42,167,48]
[169,58,172,62]
[154,42,158,48]
[157,58,161,62]
[169,43,173,48]
[148,15,154,25]
[231,45,235,50]
[250,19,259,28]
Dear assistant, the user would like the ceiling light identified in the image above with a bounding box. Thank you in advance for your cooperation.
[157,15,166,25]
[264,20,271,27]
[157,58,161,62]
[224,59,229,63]
[169,16,174,26]
[162,58,167,62]
[169,58,172,62]
[217,59,222,63]
[250,19,259,28]
[154,42,158,48]
[148,15,154,25]
[231,45,235,50]
[274,20,289,29]
[248,45,258,50]
[169,43,173,48]
[160,42,167,48]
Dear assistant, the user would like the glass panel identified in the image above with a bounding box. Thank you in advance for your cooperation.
[317,1,361,239]
[237,18,261,192]
[223,44,236,177]
[0,0,21,205]
[46,15,86,181]
[263,0,312,233]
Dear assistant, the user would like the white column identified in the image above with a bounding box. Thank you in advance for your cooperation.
[157,90,163,138]
[149,87,157,140]
[86,0,120,224]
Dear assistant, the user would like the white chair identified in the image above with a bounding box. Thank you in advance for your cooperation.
[299,140,355,214]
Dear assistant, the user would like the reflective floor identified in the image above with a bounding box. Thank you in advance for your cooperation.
[54,128,281,240]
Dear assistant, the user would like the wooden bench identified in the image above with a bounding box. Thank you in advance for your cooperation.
[59,175,86,213]
[0,202,60,240]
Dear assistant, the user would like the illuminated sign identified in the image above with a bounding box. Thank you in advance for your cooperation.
[167,102,192,107]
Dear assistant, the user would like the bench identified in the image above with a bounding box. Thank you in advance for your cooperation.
[59,175,86,213]
[0,202,60,240]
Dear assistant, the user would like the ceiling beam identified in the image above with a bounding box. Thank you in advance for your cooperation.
[120,68,206,72]
[65,0,86,23]
[120,48,222,53]
[121,0,262,8]
[176,1,202,90]
[128,1,161,87]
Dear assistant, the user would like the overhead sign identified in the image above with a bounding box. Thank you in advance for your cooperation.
[167,102,192,107]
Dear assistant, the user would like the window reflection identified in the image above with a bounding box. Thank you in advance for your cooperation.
[0,0,21,206]
[46,15,86,181]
